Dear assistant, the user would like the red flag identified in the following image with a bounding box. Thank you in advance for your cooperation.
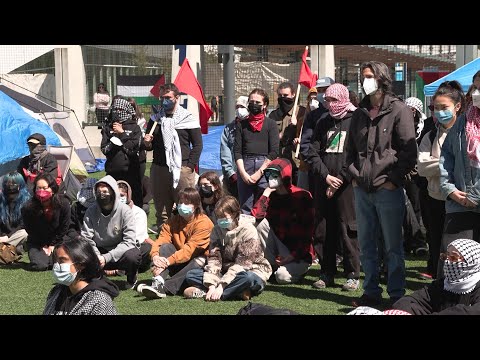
[149,74,166,98]
[173,59,212,134]
[298,47,318,88]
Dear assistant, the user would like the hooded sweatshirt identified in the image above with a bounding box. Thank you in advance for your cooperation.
[43,277,119,315]
[203,214,272,288]
[81,175,138,263]
[251,158,315,262]
[117,180,148,244]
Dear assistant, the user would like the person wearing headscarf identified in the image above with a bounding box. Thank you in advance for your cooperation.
[305,83,360,291]
[392,239,480,315]
[100,97,143,207]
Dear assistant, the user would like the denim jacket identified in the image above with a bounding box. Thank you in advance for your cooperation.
[220,122,237,178]
[439,114,480,214]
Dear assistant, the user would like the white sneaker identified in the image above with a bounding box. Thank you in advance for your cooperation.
[183,286,206,299]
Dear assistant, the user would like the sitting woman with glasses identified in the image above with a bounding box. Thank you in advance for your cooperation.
[22,173,71,271]
[391,238,480,315]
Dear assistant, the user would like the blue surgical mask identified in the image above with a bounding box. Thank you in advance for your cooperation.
[434,109,454,124]
[217,217,233,229]
[161,98,175,111]
[177,203,194,217]
[52,262,77,286]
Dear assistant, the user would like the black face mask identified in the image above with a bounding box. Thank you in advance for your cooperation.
[278,97,295,112]
[5,184,19,194]
[96,192,113,207]
[199,185,214,198]
[248,103,263,115]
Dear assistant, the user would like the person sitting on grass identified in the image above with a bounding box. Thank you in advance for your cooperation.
[197,171,224,223]
[70,177,97,234]
[43,235,119,315]
[183,196,272,301]
[0,171,31,256]
[252,157,315,284]
[22,173,71,271]
[391,238,480,315]
[137,187,213,299]
[81,175,141,289]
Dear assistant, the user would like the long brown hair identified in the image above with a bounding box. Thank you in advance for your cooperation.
[198,171,223,204]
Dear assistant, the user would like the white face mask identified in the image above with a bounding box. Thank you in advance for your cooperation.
[119,196,127,204]
[472,89,480,108]
[309,99,319,111]
[236,107,249,120]
[268,178,280,189]
[363,78,378,96]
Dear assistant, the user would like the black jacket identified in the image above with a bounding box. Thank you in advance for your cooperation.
[299,105,329,161]
[100,119,142,174]
[22,195,71,247]
[17,152,59,188]
[346,94,417,192]
[393,278,480,315]
[306,111,353,183]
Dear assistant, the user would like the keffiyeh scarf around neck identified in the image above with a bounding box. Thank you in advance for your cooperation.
[151,105,200,188]
[444,239,480,294]
[28,145,48,173]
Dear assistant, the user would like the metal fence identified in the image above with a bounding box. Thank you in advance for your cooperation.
[8,45,459,124]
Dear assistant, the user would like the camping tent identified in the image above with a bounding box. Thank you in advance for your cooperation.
[0,84,94,179]
[0,91,61,175]
[424,57,480,96]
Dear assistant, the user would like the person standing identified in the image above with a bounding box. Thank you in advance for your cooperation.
[234,88,279,214]
[220,96,249,197]
[268,82,306,184]
[347,61,417,307]
[94,83,110,129]
[144,83,203,230]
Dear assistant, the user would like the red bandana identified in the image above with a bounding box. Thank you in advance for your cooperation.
[248,113,265,132]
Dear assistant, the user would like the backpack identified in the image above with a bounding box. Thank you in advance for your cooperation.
[237,302,299,315]
[0,243,21,265]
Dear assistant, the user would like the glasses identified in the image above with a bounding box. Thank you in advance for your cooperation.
[440,251,464,262]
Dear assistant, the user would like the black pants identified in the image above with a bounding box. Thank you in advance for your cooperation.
[139,242,152,273]
[424,195,445,278]
[101,247,141,284]
[28,244,53,271]
[315,183,360,277]
[159,243,202,295]
[437,211,480,278]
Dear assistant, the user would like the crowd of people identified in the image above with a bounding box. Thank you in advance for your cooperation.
[2,65,480,315]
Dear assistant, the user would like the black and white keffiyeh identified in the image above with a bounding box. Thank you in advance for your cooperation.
[444,239,480,294]
[151,105,199,188]
[112,98,135,123]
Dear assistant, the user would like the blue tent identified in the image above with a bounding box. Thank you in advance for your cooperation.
[199,125,223,175]
[0,91,61,175]
[424,57,480,96]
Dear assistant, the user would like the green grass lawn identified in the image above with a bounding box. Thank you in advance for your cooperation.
[0,163,432,315]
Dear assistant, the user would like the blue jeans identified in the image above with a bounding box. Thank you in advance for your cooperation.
[353,186,406,299]
[237,155,268,214]
[185,268,265,300]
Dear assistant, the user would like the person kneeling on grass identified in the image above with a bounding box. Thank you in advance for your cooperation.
[137,187,213,299]
[183,196,272,301]
[43,235,119,315]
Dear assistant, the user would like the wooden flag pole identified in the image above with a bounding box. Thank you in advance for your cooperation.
[148,120,159,136]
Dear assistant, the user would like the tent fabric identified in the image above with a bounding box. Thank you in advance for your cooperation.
[0,84,58,113]
[0,91,61,171]
[424,57,480,96]
[199,125,223,173]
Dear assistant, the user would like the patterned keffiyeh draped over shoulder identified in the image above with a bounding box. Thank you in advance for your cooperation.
[151,105,200,188]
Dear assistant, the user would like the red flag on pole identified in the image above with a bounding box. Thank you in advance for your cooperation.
[173,59,212,134]
[298,47,318,88]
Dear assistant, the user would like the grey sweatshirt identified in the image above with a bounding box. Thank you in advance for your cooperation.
[81,175,138,263]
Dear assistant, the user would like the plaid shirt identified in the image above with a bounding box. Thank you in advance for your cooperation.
[252,190,315,263]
